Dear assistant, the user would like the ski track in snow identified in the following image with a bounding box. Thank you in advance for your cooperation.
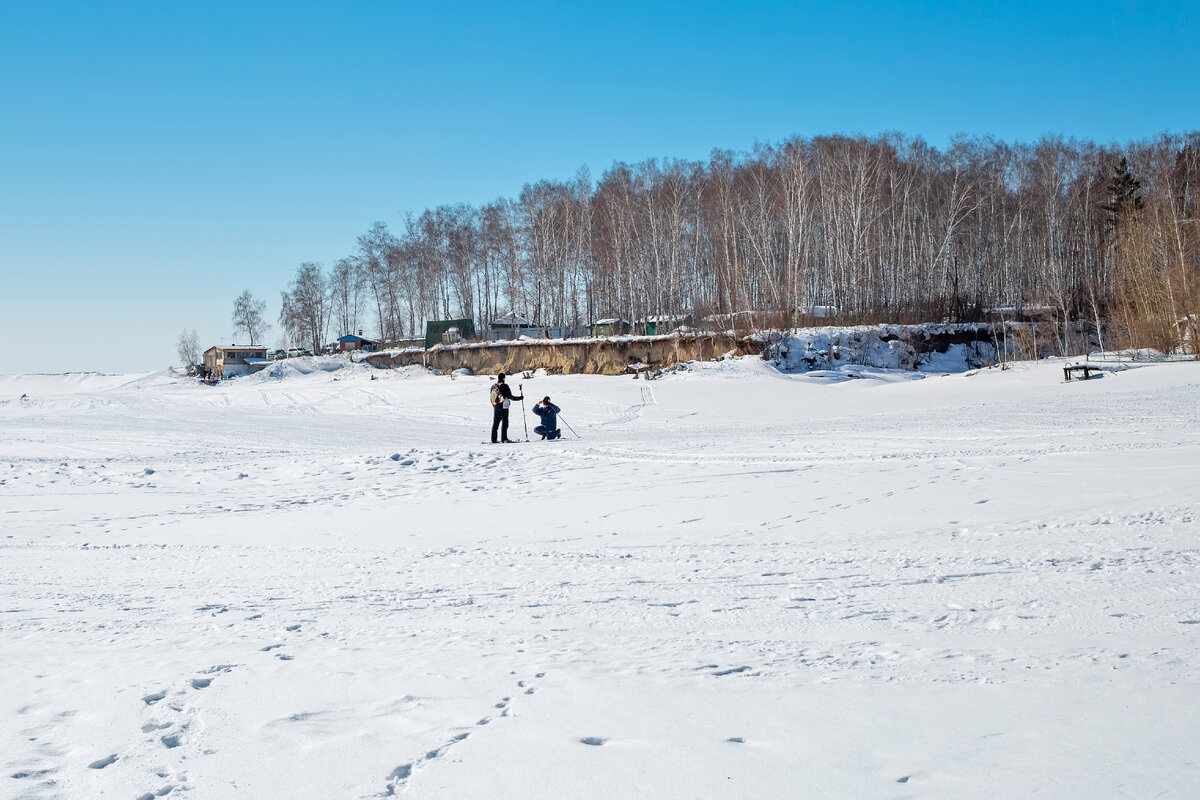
[1,358,1199,798]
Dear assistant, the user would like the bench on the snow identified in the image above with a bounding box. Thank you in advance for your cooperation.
[626,362,651,378]
[1063,364,1101,381]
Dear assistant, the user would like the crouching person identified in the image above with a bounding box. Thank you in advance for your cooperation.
[532,396,562,440]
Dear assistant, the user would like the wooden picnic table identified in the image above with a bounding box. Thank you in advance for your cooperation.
[1063,364,1101,381]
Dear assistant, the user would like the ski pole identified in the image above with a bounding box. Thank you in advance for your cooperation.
[558,414,581,439]
[519,383,529,441]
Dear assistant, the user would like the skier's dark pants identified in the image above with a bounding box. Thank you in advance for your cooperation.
[534,425,561,440]
[491,405,510,442]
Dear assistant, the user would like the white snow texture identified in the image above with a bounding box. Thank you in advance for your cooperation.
[1,353,1198,799]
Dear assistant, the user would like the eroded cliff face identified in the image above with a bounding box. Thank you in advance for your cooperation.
[366,334,762,375]
[364,323,1095,376]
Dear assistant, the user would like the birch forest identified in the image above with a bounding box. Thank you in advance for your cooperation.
[276,131,1200,353]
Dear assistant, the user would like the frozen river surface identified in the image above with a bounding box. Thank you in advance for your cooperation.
[2,357,1198,799]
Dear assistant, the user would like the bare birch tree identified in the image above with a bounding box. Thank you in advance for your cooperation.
[176,328,200,369]
[232,290,269,344]
[286,130,1197,352]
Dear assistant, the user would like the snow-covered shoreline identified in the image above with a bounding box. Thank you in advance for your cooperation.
[2,358,1198,798]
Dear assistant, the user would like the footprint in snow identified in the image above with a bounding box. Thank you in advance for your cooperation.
[10,767,57,780]
[712,665,751,676]
[88,754,118,769]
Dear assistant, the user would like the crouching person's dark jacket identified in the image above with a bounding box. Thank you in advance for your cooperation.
[533,403,560,430]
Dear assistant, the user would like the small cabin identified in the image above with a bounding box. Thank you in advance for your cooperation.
[589,318,631,337]
[425,318,477,349]
[336,333,380,352]
[202,345,270,380]
[639,315,688,336]
[487,313,546,341]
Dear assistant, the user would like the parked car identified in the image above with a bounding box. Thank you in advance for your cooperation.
[285,347,302,358]
[268,349,286,360]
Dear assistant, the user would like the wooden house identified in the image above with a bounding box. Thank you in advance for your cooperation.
[336,333,380,352]
[589,318,632,336]
[487,313,546,341]
[202,345,270,380]
[638,315,689,335]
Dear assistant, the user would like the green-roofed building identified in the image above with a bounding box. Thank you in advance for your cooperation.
[425,318,475,350]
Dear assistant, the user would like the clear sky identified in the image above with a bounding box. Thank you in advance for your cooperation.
[2,0,1197,374]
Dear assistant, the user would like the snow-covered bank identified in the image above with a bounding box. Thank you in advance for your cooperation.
[761,323,1003,375]
[2,359,1198,798]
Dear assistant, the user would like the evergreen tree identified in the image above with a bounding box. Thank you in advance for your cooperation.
[1105,156,1144,226]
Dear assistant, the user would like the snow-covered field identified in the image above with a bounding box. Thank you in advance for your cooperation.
[2,357,1198,799]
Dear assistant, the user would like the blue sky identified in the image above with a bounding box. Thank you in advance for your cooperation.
[1,0,1197,373]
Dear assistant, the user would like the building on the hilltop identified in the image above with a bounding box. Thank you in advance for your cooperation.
[336,333,380,353]
[588,318,632,337]
[425,318,476,349]
[637,315,689,336]
[487,312,553,341]
[202,345,270,380]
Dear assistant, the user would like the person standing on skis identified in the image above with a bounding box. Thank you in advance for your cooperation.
[532,396,561,440]
[489,373,523,443]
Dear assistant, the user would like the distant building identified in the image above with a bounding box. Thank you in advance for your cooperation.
[588,318,631,336]
[425,318,476,349]
[637,315,689,335]
[487,312,548,341]
[202,345,270,379]
[336,333,380,352]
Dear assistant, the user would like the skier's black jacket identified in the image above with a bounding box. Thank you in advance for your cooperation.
[494,381,522,406]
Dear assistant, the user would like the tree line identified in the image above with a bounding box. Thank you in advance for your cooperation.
[236,131,1200,356]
